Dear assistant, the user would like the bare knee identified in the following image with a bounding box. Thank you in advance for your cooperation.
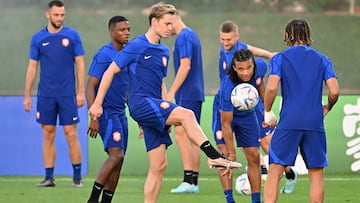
[108,148,125,167]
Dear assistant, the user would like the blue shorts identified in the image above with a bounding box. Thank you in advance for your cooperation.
[269,129,328,168]
[36,96,79,125]
[176,100,202,124]
[214,109,260,147]
[98,112,128,154]
[232,112,261,147]
[129,96,176,152]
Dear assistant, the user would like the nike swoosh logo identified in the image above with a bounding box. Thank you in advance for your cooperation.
[72,117,78,121]
[42,42,50,46]
[144,55,152,59]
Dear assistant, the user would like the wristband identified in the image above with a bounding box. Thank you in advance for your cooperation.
[264,110,276,123]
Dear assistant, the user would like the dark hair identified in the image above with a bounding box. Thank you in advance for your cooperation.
[108,16,128,30]
[228,49,257,84]
[48,0,64,9]
[284,18,312,46]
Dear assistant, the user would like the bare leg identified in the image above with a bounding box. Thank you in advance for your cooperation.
[97,147,124,190]
[174,125,201,178]
[63,124,82,164]
[264,163,285,203]
[42,124,57,168]
[174,125,198,173]
[166,107,208,146]
[144,144,167,203]
[216,144,234,202]
[243,147,261,193]
[308,168,324,203]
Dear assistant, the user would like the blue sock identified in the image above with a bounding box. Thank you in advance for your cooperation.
[224,189,235,203]
[45,167,54,180]
[251,192,261,203]
[72,163,82,180]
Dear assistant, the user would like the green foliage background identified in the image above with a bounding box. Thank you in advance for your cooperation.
[0,2,359,95]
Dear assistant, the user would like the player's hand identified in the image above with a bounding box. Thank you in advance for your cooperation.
[138,125,144,139]
[76,93,85,108]
[263,110,277,128]
[323,104,330,116]
[219,167,233,179]
[87,119,99,138]
[23,96,32,112]
[88,103,103,120]
[228,151,236,162]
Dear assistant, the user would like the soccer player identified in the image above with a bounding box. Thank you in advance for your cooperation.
[86,16,130,203]
[23,0,85,188]
[219,49,264,203]
[168,10,204,194]
[263,18,339,203]
[88,3,242,203]
[213,20,275,203]
[254,58,298,193]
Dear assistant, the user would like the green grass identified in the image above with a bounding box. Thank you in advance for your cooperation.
[1,173,359,203]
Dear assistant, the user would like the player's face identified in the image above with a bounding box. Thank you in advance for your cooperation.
[153,14,174,38]
[220,31,239,52]
[232,59,254,82]
[111,21,131,45]
[47,6,65,29]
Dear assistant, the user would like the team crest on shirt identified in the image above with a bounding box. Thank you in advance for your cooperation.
[162,56,167,67]
[113,131,121,142]
[223,61,227,70]
[160,101,170,109]
[62,38,70,47]
[216,130,223,140]
[256,77,262,86]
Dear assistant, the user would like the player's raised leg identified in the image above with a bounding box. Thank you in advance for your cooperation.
[166,107,242,169]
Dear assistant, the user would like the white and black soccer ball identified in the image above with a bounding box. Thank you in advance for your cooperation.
[235,173,252,195]
[231,83,259,111]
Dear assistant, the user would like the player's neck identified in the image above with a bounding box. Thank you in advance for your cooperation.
[112,41,125,51]
[47,24,63,34]
[145,31,161,45]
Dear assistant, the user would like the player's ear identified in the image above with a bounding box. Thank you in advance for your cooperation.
[236,32,240,40]
[45,10,50,19]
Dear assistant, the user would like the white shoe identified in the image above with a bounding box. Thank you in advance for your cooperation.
[170,182,193,193]
[281,168,298,194]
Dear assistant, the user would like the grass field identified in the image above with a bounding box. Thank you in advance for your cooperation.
[1,173,359,203]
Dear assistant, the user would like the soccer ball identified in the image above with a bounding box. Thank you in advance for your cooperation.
[231,83,259,111]
[235,173,252,195]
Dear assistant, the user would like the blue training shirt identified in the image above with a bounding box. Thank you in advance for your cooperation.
[218,41,248,82]
[29,25,85,97]
[173,27,204,102]
[113,34,170,104]
[270,45,337,131]
[88,42,128,115]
